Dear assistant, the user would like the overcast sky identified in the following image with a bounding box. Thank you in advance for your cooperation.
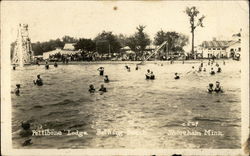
[1,1,249,48]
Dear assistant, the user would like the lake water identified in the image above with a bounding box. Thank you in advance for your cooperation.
[11,60,241,149]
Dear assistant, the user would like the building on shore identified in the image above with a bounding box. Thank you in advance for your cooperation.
[196,30,241,59]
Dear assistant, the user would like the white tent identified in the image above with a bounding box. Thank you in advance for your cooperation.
[43,49,61,59]
[126,50,135,54]
[121,46,130,51]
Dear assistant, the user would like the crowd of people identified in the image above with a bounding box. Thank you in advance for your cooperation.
[12,59,226,98]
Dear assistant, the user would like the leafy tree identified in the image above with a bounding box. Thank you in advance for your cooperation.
[31,38,65,56]
[154,30,189,54]
[74,38,95,52]
[126,25,151,59]
[185,6,205,55]
[154,30,166,46]
[94,31,121,55]
[116,34,128,48]
[62,35,78,43]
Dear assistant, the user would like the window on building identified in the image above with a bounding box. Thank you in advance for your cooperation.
[222,48,226,50]
[238,47,241,51]
[217,48,220,50]
[208,48,211,50]
[213,48,216,50]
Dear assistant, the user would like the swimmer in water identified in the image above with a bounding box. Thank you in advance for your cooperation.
[14,84,21,96]
[127,67,131,72]
[135,65,139,70]
[210,68,215,75]
[45,61,49,69]
[36,60,40,66]
[89,84,95,93]
[33,75,43,86]
[150,71,155,80]
[97,67,104,76]
[23,139,32,146]
[207,83,214,93]
[99,84,107,92]
[104,75,109,83]
[174,73,180,79]
[145,69,151,79]
[19,121,32,137]
[54,61,58,67]
[198,66,202,72]
[214,81,223,93]
[217,67,222,73]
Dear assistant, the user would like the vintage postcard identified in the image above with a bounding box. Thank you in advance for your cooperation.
[1,1,249,155]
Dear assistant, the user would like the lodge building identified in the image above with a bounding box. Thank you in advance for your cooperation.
[197,30,241,59]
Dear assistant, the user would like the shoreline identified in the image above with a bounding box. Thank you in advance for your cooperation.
[16,59,237,66]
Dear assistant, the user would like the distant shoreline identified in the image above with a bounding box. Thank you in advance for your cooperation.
[14,58,237,66]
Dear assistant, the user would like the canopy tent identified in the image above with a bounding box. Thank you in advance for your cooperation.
[43,49,61,59]
[43,49,81,59]
[121,46,131,51]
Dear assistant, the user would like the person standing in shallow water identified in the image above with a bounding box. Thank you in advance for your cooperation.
[174,73,180,79]
[19,121,33,146]
[97,67,104,76]
[13,65,16,70]
[150,71,155,80]
[217,66,222,73]
[214,81,223,93]
[99,84,107,92]
[54,61,58,67]
[135,65,139,70]
[89,84,95,93]
[127,67,131,72]
[45,61,49,69]
[210,68,215,75]
[145,69,151,79]
[34,75,43,86]
[104,75,109,83]
[14,84,21,96]
[207,83,214,93]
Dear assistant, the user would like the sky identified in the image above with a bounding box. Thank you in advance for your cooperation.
[1,1,249,49]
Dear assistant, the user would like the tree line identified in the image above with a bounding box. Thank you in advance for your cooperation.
[13,27,189,57]
[11,6,204,59]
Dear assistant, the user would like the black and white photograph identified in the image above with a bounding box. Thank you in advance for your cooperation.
[1,1,249,155]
